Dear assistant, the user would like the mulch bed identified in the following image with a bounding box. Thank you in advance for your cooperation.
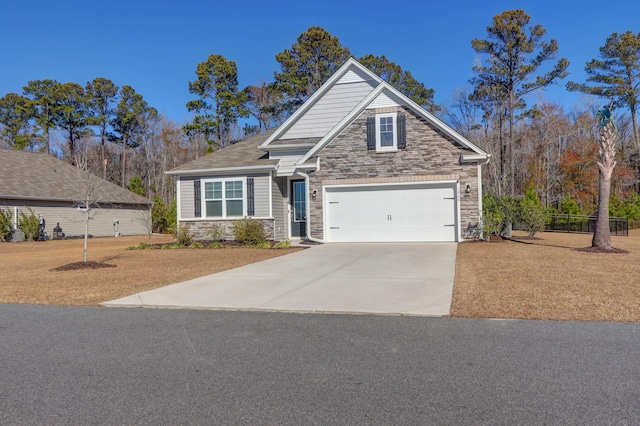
[50,261,117,272]
[575,246,629,254]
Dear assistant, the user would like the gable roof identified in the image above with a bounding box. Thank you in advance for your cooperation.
[166,130,278,175]
[0,149,152,205]
[297,80,490,165]
[259,58,383,148]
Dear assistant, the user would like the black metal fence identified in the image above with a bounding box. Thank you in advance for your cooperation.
[545,214,628,236]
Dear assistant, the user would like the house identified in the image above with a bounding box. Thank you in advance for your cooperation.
[167,58,490,243]
[0,149,152,238]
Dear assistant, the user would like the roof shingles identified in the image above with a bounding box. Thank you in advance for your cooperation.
[168,131,278,173]
[0,149,151,205]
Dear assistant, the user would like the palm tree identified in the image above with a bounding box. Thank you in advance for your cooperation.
[592,105,617,250]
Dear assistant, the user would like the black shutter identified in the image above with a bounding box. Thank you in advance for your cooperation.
[247,178,255,216]
[397,114,407,149]
[366,117,375,150]
[194,179,201,217]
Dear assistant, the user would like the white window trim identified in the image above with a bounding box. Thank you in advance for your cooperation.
[202,177,247,218]
[375,112,398,152]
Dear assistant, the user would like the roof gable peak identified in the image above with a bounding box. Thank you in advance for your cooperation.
[260,58,382,148]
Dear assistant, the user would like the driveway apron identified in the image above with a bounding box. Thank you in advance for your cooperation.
[102,243,457,316]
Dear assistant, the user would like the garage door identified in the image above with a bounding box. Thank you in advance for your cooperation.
[326,184,457,242]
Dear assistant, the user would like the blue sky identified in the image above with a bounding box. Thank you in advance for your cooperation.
[2,0,639,125]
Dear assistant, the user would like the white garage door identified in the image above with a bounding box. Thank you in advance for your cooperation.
[326,184,457,242]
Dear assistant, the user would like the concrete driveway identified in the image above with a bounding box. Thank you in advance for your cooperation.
[102,243,457,316]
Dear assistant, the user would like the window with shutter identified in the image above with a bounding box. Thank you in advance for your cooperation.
[202,178,246,218]
[374,112,398,151]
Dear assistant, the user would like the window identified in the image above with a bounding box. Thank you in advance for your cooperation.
[366,112,406,151]
[203,179,245,217]
[376,113,397,150]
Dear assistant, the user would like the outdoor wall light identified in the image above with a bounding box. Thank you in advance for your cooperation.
[311,189,317,199]
[465,184,471,193]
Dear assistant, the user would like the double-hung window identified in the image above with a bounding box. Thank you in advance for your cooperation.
[204,179,245,218]
[376,112,397,151]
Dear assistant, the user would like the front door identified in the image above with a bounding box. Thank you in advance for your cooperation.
[290,180,307,238]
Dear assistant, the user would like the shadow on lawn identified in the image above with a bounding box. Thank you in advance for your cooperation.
[504,235,629,253]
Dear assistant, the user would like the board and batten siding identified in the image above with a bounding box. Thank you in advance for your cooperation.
[281,80,376,140]
[179,174,271,220]
[1,200,150,237]
[272,177,288,240]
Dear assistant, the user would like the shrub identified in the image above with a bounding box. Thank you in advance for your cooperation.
[208,241,224,249]
[232,218,266,246]
[255,241,272,249]
[189,242,204,248]
[0,208,12,241]
[482,195,517,238]
[208,223,225,241]
[273,240,291,249]
[166,199,177,235]
[151,195,169,233]
[517,188,547,237]
[610,192,640,225]
[558,196,583,215]
[127,242,148,250]
[162,243,183,249]
[174,225,193,246]
[18,207,41,241]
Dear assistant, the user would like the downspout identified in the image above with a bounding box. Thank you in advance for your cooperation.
[478,154,491,236]
[296,170,324,244]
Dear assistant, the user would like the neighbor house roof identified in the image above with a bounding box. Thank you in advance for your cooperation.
[0,149,152,205]
[166,130,278,175]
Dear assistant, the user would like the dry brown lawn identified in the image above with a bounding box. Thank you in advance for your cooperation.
[452,229,640,322]
[0,235,302,306]
[4,231,640,322]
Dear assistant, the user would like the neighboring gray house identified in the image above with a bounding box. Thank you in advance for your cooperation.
[168,58,490,243]
[0,149,152,238]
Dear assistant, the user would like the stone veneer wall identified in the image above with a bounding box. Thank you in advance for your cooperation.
[308,106,481,241]
[181,219,275,241]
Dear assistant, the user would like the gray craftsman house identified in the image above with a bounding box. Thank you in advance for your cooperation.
[0,149,152,238]
[168,58,490,243]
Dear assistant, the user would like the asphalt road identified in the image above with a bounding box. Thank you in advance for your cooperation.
[1,305,639,425]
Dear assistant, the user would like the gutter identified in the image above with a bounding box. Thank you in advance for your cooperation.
[0,194,152,206]
[165,164,277,176]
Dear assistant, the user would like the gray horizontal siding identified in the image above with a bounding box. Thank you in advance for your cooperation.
[272,177,288,240]
[179,177,196,219]
[179,173,271,220]
[251,174,270,217]
[282,81,375,139]
[0,200,150,237]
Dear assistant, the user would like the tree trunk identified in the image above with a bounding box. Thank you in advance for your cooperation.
[121,136,128,187]
[592,122,617,249]
[592,171,612,249]
[630,104,639,152]
[509,93,515,197]
[83,207,89,262]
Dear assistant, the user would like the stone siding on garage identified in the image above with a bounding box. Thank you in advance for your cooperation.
[307,106,480,241]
